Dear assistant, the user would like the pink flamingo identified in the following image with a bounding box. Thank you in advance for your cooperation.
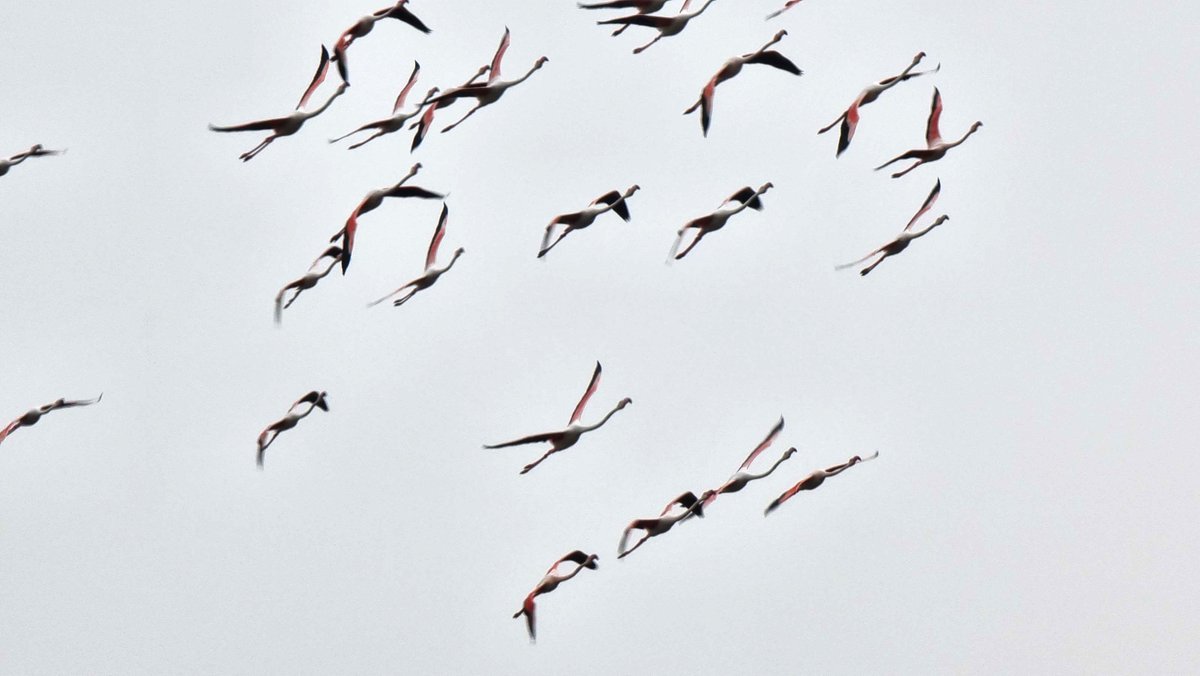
[209,47,348,161]
[618,490,715,559]
[538,185,641,258]
[578,0,694,36]
[256,391,329,468]
[668,183,773,261]
[683,30,801,136]
[330,163,445,274]
[408,65,492,151]
[0,144,65,178]
[328,1,431,86]
[764,451,879,515]
[875,88,982,178]
[512,550,599,642]
[817,52,939,157]
[0,395,102,448]
[329,62,435,149]
[367,203,464,308]
[765,0,804,20]
[704,417,798,505]
[836,179,948,276]
[424,29,550,134]
[483,362,632,475]
[598,0,718,54]
[274,246,343,324]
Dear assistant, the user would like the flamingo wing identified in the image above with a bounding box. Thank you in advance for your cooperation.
[0,419,20,446]
[392,61,422,113]
[383,3,431,34]
[569,362,603,424]
[590,190,631,221]
[425,203,449,270]
[208,116,289,133]
[296,45,332,109]
[764,477,812,515]
[904,179,942,231]
[381,185,445,200]
[598,14,673,28]
[738,416,785,470]
[483,431,560,449]
[745,50,802,75]
[411,101,438,151]
[489,27,512,83]
[518,594,537,641]
[766,0,803,20]
[925,88,943,147]
[698,79,716,136]
[725,186,764,210]
[337,214,359,273]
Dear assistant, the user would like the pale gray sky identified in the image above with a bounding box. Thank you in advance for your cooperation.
[2,1,1197,674]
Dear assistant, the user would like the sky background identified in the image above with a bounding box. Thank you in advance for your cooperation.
[2,1,1198,673]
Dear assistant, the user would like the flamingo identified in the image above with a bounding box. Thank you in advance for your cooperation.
[408,65,492,152]
[274,246,343,324]
[256,391,329,468]
[329,62,434,149]
[683,30,802,136]
[765,0,803,20]
[512,550,599,642]
[0,144,64,178]
[328,1,431,86]
[424,29,550,134]
[817,51,939,157]
[209,47,348,161]
[668,182,773,261]
[875,88,982,178]
[764,451,879,515]
[836,179,948,276]
[367,204,464,308]
[483,362,632,475]
[703,417,798,505]
[618,490,715,559]
[598,0,718,54]
[538,185,641,258]
[330,163,445,273]
[578,0,694,36]
[0,394,102,448]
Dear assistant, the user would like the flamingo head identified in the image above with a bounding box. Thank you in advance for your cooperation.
[914,51,927,62]
[931,214,950,227]
[625,184,642,196]
[759,182,775,193]
[774,29,788,40]
[534,56,550,68]
[616,397,633,409]
[783,446,798,459]
[452,247,466,258]
[970,121,984,132]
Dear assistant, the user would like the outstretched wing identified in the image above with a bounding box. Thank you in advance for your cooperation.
[483,431,559,449]
[569,362,603,424]
[489,27,512,83]
[411,100,438,151]
[208,116,289,133]
[764,478,807,515]
[297,45,332,109]
[598,14,672,28]
[745,50,802,75]
[766,0,803,20]
[384,2,432,34]
[393,61,422,113]
[58,394,103,409]
[0,419,21,446]
[381,185,445,200]
[903,179,941,232]
[925,88,943,147]
[590,190,631,221]
[724,186,764,210]
[738,416,785,470]
[426,203,449,270]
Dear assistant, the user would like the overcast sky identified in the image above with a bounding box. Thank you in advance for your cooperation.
[2,1,1197,674]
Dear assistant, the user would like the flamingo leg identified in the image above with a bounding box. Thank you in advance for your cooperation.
[537,228,573,258]
[441,103,486,134]
[818,112,846,134]
[519,448,558,475]
[391,287,422,307]
[617,535,650,559]
[674,229,707,260]
[348,130,388,150]
[860,253,890,276]
[240,135,277,161]
[633,34,664,54]
[890,161,925,179]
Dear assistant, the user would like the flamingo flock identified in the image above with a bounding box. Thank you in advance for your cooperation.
[5,0,990,646]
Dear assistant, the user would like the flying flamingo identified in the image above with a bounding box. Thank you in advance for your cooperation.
[578,0,694,36]
[0,395,102,448]
[330,163,445,273]
[874,88,982,178]
[424,29,550,134]
[274,246,343,324]
[512,550,599,642]
[703,417,798,505]
[683,30,802,136]
[408,65,492,151]
[618,490,715,559]
[668,182,773,261]
[0,144,64,178]
[329,62,434,149]
[764,451,879,516]
[256,391,329,468]
[367,204,464,308]
[598,0,718,54]
[538,185,641,258]
[836,179,948,276]
[209,47,348,161]
[483,362,632,475]
[328,0,431,86]
[765,0,803,20]
[818,52,939,157]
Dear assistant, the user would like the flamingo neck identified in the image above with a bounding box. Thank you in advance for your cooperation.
[748,453,791,480]
[307,88,344,117]
[947,126,980,149]
[580,402,624,432]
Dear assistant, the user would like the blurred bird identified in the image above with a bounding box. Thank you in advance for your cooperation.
[765,0,804,20]
[512,550,599,642]
[598,0,718,53]
[836,179,948,275]
[875,88,982,178]
[683,30,802,136]
[256,391,329,468]
[367,204,464,308]
[330,62,434,149]
[765,451,879,515]
[274,246,343,324]
[618,490,714,559]
[408,65,492,151]
[330,163,445,273]
[538,185,641,258]
[703,417,798,505]
[0,395,102,448]
[818,52,939,157]
[668,183,773,260]
[328,0,431,85]
[0,144,64,178]
[424,29,550,134]
[578,0,694,36]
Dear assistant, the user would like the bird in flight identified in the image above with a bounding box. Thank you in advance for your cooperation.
[683,30,802,136]
[513,550,599,642]
[668,183,773,261]
[483,362,632,475]
[538,185,641,258]
[578,0,694,36]
[765,0,804,20]
[618,490,714,559]
[0,144,64,178]
[329,61,434,150]
[274,246,344,324]
[256,391,330,468]
[875,88,982,178]
[209,46,348,161]
[407,65,491,151]
[703,417,798,505]
[765,451,879,515]
[367,203,464,308]
[817,52,939,157]
[598,0,718,54]
[0,395,102,448]
[330,163,445,274]
[836,179,948,276]
[327,0,431,86]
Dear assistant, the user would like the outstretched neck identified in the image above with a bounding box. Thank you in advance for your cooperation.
[948,125,981,149]
[307,87,346,118]
[503,62,542,89]
[690,0,717,17]
[748,453,791,481]
[581,402,625,431]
